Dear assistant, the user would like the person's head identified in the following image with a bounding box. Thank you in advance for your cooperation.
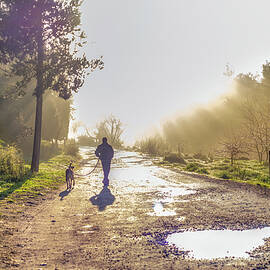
[102,137,107,143]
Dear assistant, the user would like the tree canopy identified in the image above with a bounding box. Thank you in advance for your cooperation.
[0,0,104,171]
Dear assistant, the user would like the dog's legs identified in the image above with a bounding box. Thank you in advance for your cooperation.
[67,176,71,190]
[72,177,75,188]
[69,177,71,190]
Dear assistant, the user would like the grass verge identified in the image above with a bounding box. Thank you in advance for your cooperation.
[157,157,270,189]
[0,154,81,203]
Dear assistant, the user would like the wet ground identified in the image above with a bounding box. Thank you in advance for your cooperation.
[6,147,270,269]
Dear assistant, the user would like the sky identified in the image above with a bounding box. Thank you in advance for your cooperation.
[73,0,270,145]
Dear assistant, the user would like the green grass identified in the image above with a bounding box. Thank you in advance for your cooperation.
[158,156,270,188]
[0,154,80,202]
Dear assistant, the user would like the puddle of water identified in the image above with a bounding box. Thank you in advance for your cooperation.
[177,216,186,222]
[166,227,270,259]
[127,216,137,222]
[82,225,93,229]
[148,202,176,216]
[79,231,95,234]
[80,147,198,219]
[158,187,196,198]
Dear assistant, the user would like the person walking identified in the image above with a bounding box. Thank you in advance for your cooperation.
[95,137,114,186]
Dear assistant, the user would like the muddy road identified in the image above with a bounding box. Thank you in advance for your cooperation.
[9,147,270,269]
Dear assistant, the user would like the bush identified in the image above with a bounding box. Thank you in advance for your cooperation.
[219,172,230,179]
[0,145,25,181]
[64,139,79,156]
[238,156,249,161]
[259,175,269,183]
[237,168,248,180]
[40,140,60,161]
[164,153,186,164]
[185,162,199,172]
[197,167,209,174]
[0,139,6,147]
[193,152,208,161]
[77,135,96,147]
[135,136,168,156]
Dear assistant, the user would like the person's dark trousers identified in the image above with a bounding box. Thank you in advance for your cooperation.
[101,159,111,186]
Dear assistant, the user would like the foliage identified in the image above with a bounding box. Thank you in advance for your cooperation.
[136,136,167,156]
[217,129,249,165]
[184,162,209,174]
[0,88,72,150]
[0,145,26,181]
[193,152,208,161]
[40,140,61,161]
[42,91,72,142]
[0,153,80,201]
[197,167,209,174]
[0,0,104,172]
[64,139,79,157]
[137,61,270,164]
[93,115,124,148]
[164,153,186,164]
[185,162,199,172]
[77,135,96,147]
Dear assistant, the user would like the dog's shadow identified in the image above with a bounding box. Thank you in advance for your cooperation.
[90,186,115,211]
[59,189,71,201]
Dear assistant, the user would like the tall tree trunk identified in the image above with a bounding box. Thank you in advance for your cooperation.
[31,93,43,172]
[31,10,44,172]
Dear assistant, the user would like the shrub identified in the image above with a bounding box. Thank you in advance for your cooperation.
[64,139,79,156]
[0,145,25,181]
[0,139,6,146]
[193,152,208,161]
[135,136,168,156]
[40,140,60,161]
[259,175,269,183]
[263,161,269,166]
[237,168,247,180]
[219,172,230,179]
[197,167,209,174]
[185,162,199,172]
[164,153,186,164]
[77,135,96,147]
[238,156,249,161]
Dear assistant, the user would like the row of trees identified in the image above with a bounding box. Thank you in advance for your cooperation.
[0,0,104,171]
[136,62,270,164]
[0,81,71,146]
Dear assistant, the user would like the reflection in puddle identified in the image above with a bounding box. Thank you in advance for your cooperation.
[148,202,176,216]
[80,148,198,221]
[167,227,270,259]
[83,225,92,229]
[127,216,137,222]
[158,187,196,199]
[177,216,186,222]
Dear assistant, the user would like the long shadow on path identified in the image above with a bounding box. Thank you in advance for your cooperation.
[59,189,71,201]
[90,186,115,211]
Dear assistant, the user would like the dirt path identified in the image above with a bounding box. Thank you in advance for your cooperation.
[9,148,270,269]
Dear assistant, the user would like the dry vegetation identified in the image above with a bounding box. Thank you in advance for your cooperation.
[136,63,270,188]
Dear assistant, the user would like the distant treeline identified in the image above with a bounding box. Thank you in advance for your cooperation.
[136,62,270,163]
[0,75,72,160]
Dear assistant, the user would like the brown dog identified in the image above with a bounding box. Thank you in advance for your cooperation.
[65,163,75,190]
